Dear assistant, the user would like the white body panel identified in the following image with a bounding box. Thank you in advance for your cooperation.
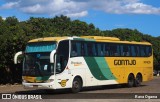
[23,57,118,89]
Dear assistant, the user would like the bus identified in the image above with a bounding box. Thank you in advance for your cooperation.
[14,36,153,93]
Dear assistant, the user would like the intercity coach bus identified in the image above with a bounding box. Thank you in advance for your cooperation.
[14,36,153,93]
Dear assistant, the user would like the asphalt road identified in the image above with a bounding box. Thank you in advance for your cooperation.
[0,76,160,101]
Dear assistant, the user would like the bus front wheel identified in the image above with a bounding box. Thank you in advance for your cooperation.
[127,74,135,88]
[71,77,82,93]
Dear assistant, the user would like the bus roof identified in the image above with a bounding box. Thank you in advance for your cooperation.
[28,36,152,45]
[28,37,69,43]
[81,36,120,41]
[80,36,151,45]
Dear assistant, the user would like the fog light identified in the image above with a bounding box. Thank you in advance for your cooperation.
[45,79,54,83]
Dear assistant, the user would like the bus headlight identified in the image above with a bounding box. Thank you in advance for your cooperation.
[45,79,54,83]
[23,80,27,83]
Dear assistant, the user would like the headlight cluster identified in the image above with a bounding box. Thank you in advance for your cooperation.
[23,80,28,83]
[22,79,54,83]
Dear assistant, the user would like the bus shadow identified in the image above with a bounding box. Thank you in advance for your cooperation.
[15,89,70,95]
[81,84,147,92]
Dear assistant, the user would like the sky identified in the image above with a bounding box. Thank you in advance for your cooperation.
[0,0,160,37]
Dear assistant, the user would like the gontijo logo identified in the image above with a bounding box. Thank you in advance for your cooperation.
[58,79,69,87]
[114,59,136,65]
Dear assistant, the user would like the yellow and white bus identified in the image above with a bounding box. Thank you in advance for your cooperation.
[14,36,153,93]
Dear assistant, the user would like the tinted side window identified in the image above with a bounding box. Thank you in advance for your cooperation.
[121,44,131,56]
[71,41,96,57]
[57,40,69,57]
[140,46,146,57]
[140,45,152,57]
[84,42,96,56]
[92,43,97,56]
[71,41,77,57]
[84,43,88,56]
[109,44,120,56]
[71,41,152,57]
[56,40,69,72]
[134,45,140,56]
[146,46,152,56]
[71,41,82,57]
[131,45,136,57]
[104,43,110,56]
[97,43,105,56]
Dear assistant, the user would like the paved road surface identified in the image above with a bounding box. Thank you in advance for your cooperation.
[0,76,160,101]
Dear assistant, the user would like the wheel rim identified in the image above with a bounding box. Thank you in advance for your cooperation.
[136,75,142,85]
[72,78,82,93]
[128,75,134,86]
[73,81,79,89]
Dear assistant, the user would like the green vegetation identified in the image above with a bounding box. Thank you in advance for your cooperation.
[0,15,160,84]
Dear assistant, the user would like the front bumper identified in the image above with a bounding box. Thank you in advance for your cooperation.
[22,82,55,89]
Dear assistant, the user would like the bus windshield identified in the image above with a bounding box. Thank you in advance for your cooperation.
[23,42,56,76]
[23,52,53,76]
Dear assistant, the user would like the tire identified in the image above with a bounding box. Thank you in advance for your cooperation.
[134,74,142,87]
[127,74,134,88]
[71,77,82,93]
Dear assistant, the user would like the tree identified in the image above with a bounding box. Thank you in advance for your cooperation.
[0,15,160,84]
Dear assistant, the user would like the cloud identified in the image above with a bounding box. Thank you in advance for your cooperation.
[89,0,160,14]
[0,1,19,9]
[19,0,87,17]
[0,0,160,17]
[124,3,160,14]
[66,11,88,17]
[20,4,43,14]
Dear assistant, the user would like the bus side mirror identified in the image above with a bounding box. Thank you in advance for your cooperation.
[50,50,56,63]
[14,51,23,64]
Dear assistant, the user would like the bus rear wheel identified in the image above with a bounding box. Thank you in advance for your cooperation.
[134,74,142,87]
[71,77,82,93]
[127,74,134,88]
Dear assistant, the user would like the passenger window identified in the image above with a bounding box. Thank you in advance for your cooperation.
[71,42,77,57]
[122,45,130,56]
[71,41,82,57]
[84,43,88,56]
[87,43,94,56]
[104,44,110,56]
[97,43,105,56]
[92,43,97,56]
[134,46,140,56]
[146,46,152,56]
[140,46,146,56]
[76,42,81,56]
[131,45,136,57]
[71,41,152,58]
[82,42,97,57]
[110,44,120,56]
[140,45,152,57]
[81,42,85,56]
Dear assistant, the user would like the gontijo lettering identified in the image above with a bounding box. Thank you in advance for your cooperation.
[114,59,136,65]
